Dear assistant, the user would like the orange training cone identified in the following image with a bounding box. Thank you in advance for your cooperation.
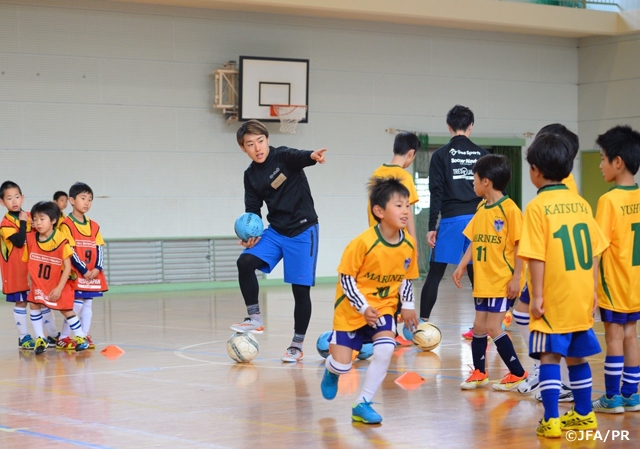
[100,345,125,360]
[394,371,426,390]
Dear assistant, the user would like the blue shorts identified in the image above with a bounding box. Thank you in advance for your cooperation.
[330,314,396,351]
[474,297,514,313]
[431,215,473,265]
[243,224,319,286]
[529,329,601,360]
[75,291,103,300]
[599,308,640,324]
[519,284,530,305]
[6,291,28,302]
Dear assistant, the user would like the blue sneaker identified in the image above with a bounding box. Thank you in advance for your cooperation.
[74,336,89,352]
[592,394,624,414]
[352,399,382,424]
[321,369,339,400]
[622,393,640,412]
[19,334,35,350]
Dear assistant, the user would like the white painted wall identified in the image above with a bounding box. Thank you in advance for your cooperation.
[578,33,640,185]
[0,0,579,279]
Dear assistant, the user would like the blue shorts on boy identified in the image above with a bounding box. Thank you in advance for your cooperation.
[599,308,640,325]
[6,291,28,302]
[474,297,514,313]
[243,224,319,286]
[518,283,530,305]
[431,214,473,265]
[529,329,601,360]
[329,314,396,352]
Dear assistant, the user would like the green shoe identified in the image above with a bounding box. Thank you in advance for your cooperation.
[19,334,35,350]
[34,337,47,355]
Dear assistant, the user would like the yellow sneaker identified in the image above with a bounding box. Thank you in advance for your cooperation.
[560,408,597,430]
[460,368,489,390]
[493,371,528,391]
[536,417,562,438]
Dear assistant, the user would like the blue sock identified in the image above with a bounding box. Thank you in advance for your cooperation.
[604,355,623,397]
[539,364,561,420]
[621,366,640,398]
[568,362,593,416]
[493,332,525,377]
[471,334,487,373]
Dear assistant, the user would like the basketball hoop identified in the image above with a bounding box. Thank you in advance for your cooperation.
[270,104,307,134]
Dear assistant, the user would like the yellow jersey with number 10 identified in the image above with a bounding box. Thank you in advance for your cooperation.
[518,185,609,334]
[333,226,419,332]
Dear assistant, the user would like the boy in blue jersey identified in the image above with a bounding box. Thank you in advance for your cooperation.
[229,120,327,362]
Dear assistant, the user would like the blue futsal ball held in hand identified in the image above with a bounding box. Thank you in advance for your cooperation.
[234,213,264,242]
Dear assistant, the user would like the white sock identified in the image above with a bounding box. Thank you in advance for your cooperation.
[512,310,536,365]
[29,310,45,339]
[560,357,570,386]
[325,355,352,375]
[13,307,29,337]
[66,315,86,338]
[61,300,84,338]
[357,337,395,403]
[80,299,92,334]
[41,307,58,336]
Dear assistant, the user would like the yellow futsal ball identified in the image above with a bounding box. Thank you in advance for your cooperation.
[412,322,442,351]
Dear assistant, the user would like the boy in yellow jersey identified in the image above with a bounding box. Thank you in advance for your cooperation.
[516,123,579,400]
[368,132,420,239]
[53,191,68,230]
[58,183,108,350]
[452,154,527,391]
[369,132,420,342]
[518,133,608,438]
[320,177,419,424]
[590,125,640,414]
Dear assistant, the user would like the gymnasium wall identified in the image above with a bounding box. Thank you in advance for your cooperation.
[578,33,640,186]
[0,0,579,279]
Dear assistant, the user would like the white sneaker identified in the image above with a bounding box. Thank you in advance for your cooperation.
[517,364,540,394]
[535,384,574,402]
[230,317,264,334]
[281,346,303,362]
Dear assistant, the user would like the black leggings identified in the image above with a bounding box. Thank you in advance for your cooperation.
[419,261,474,319]
[237,253,312,335]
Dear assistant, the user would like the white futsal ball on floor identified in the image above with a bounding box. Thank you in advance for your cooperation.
[227,332,259,363]
[412,322,442,351]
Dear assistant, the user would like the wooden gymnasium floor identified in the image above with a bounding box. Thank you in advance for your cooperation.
[1,278,638,449]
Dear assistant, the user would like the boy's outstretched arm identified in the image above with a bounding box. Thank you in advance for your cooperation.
[311,148,327,164]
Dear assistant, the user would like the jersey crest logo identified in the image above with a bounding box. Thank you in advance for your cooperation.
[404,258,411,270]
[494,218,505,232]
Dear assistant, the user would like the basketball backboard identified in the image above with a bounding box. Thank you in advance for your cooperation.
[239,56,309,123]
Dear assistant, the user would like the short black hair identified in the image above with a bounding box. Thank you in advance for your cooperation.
[536,123,579,159]
[393,132,421,156]
[53,191,68,201]
[69,182,93,199]
[446,105,474,132]
[368,177,410,223]
[526,133,573,182]
[597,125,640,176]
[473,154,511,192]
[30,201,60,225]
[0,181,22,199]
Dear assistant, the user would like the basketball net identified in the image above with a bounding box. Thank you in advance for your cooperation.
[270,105,307,134]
